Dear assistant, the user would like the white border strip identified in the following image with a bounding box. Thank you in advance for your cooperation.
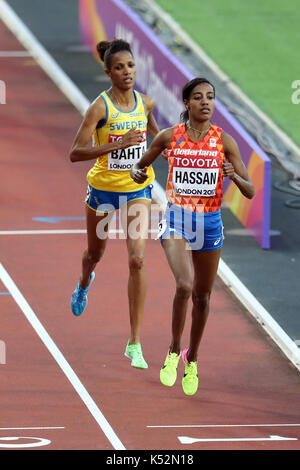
[0,0,299,373]
[146,0,300,160]
[0,229,157,235]
[0,263,126,450]
[0,50,31,57]
[0,0,166,210]
[148,423,300,428]
[0,426,65,430]
[0,230,87,235]
[218,259,300,371]
[0,0,89,115]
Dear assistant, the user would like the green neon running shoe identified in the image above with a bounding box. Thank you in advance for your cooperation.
[160,351,181,387]
[182,348,199,396]
[124,341,148,369]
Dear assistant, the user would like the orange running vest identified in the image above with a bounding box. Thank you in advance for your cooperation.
[166,123,226,213]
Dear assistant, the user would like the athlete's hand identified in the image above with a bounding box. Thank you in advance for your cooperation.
[130,165,149,184]
[161,148,169,160]
[222,161,235,179]
[121,127,144,148]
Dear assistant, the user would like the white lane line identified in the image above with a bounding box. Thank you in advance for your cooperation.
[1,0,299,374]
[218,258,300,372]
[0,229,158,235]
[148,423,300,429]
[0,0,89,115]
[0,50,31,56]
[178,435,298,444]
[0,0,166,210]
[1,232,300,373]
[0,427,65,430]
[0,230,87,235]
[0,262,126,451]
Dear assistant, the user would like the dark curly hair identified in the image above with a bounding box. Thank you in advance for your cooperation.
[96,39,133,69]
[180,78,215,122]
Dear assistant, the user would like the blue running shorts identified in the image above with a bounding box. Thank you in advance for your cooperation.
[85,184,153,212]
[158,203,224,252]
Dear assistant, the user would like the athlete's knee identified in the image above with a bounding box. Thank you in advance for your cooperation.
[86,247,105,265]
[192,291,211,311]
[176,278,193,299]
[128,253,144,272]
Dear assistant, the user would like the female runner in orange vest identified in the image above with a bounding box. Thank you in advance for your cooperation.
[131,77,255,394]
[69,39,161,369]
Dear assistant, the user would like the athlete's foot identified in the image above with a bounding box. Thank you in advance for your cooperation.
[124,341,148,369]
[181,348,198,396]
[71,272,95,316]
[160,350,181,387]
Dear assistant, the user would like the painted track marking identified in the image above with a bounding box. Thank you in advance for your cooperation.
[0,426,65,430]
[0,50,31,57]
[0,437,52,448]
[178,435,298,444]
[0,262,126,450]
[1,0,299,373]
[148,423,300,429]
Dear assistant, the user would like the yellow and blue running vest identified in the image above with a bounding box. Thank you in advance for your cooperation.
[87,90,155,192]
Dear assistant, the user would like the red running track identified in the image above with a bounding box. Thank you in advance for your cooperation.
[0,19,300,451]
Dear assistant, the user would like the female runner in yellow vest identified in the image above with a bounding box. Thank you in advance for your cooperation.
[69,39,161,369]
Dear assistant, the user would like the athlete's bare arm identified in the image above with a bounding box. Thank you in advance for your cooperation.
[131,128,173,184]
[69,97,144,163]
[222,132,255,199]
[140,94,160,138]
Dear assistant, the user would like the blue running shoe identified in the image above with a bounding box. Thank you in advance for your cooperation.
[71,272,95,316]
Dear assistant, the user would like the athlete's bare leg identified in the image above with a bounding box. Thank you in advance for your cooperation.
[120,198,151,344]
[187,248,221,362]
[80,205,113,288]
[161,236,193,354]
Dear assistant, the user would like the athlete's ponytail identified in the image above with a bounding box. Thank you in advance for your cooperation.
[96,39,133,69]
[180,77,215,122]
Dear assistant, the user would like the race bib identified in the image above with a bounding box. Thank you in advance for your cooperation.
[172,167,219,197]
[107,133,147,171]
[155,219,167,240]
